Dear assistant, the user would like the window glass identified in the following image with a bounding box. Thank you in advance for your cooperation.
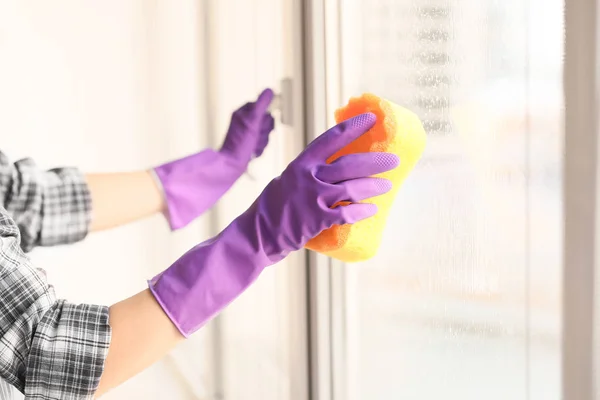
[339,0,564,398]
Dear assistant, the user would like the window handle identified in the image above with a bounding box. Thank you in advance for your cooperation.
[269,77,294,127]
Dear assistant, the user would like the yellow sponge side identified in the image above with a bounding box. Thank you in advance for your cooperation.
[304,93,427,262]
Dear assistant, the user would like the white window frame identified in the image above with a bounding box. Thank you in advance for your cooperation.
[301,0,335,397]
[201,1,311,399]
[300,1,357,400]
[301,0,600,399]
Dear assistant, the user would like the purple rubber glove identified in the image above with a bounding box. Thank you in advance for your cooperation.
[149,112,400,337]
[153,88,276,230]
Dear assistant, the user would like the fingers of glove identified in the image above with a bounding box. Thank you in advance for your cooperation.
[260,114,275,134]
[254,135,269,158]
[335,177,393,203]
[253,88,274,115]
[301,113,376,161]
[233,88,273,123]
[229,103,256,133]
[254,115,276,157]
[234,102,254,118]
[255,139,269,157]
[328,203,379,226]
[315,152,400,183]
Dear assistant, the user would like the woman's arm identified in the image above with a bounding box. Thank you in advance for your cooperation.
[87,88,276,233]
[0,151,93,252]
[86,171,165,232]
[0,89,276,252]
[0,207,109,398]
[0,151,167,252]
[97,113,397,396]
[0,205,182,398]
[95,289,184,396]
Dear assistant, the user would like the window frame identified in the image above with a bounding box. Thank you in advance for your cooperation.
[562,0,600,398]
[301,1,335,399]
[301,1,359,400]
[201,1,312,399]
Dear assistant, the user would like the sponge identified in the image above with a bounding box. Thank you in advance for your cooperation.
[304,93,427,262]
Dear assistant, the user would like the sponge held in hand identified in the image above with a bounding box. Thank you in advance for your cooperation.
[304,93,427,262]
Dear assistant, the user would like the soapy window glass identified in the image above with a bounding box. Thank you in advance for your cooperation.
[339,0,563,398]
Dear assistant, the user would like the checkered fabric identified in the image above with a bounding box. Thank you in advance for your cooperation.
[0,152,110,399]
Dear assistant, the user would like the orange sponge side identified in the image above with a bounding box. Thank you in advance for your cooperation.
[304,93,427,262]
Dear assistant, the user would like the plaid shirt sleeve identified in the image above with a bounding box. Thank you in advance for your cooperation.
[0,151,92,253]
[0,207,111,399]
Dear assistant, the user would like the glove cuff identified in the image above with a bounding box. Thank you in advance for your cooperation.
[153,149,243,230]
[148,216,270,337]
